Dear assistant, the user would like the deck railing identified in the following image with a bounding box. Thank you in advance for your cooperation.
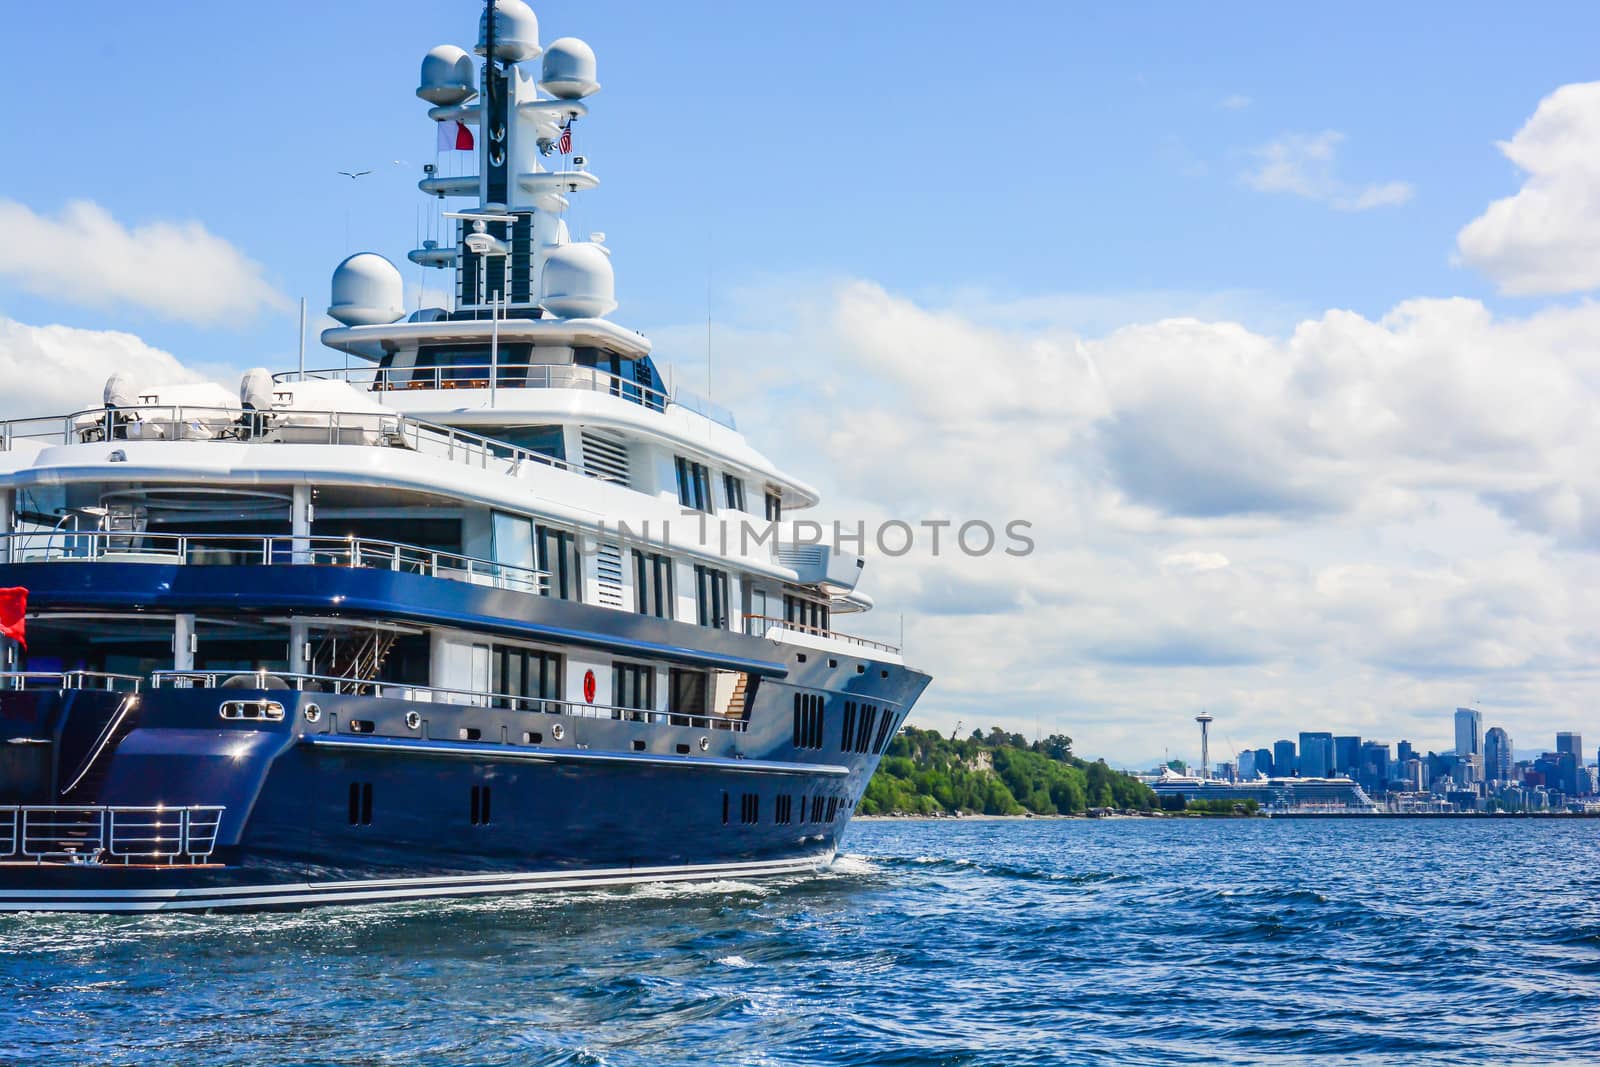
[0,404,627,485]
[0,670,143,692]
[149,669,749,732]
[276,363,737,430]
[0,532,547,594]
[0,805,224,864]
[743,614,901,655]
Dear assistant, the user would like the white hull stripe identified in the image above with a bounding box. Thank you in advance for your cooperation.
[0,853,834,913]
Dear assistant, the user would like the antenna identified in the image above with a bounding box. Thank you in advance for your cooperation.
[297,297,307,379]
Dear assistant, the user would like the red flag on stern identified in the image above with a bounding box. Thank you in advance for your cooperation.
[0,586,25,650]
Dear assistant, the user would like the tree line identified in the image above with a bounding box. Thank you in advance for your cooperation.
[859,727,1156,816]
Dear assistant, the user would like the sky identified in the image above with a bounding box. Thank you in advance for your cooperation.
[6,1,1600,766]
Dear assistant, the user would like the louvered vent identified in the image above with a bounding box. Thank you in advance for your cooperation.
[595,541,625,607]
[580,429,630,485]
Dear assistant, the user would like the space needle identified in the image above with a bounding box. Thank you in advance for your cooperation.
[1195,713,1213,780]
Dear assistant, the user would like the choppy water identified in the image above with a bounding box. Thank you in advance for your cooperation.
[4,818,1600,1065]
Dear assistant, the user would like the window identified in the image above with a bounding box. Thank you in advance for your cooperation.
[723,473,746,512]
[874,710,898,754]
[536,525,581,601]
[492,511,537,574]
[841,701,858,752]
[784,594,830,634]
[740,792,761,825]
[810,796,824,823]
[613,662,656,721]
[695,565,730,629]
[669,668,709,725]
[633,551,675,619]
[722,791,730,825]
[675,457,713,512]
[855,705,878,754]
[765,490,782,522]
[792,692,824,750]
[826,797,839,821]
[797,793,808,823]
[492,645,562,710]
[347,782,373,826]
[470,785,492,826]
[775,795,793,825]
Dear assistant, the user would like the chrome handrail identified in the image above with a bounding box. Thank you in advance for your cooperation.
[743,614,901,655]
[149,669,749,732]
[0,403,628,484]
[0,670,143,692]
[0,805,224,863]
[0,532,548,594]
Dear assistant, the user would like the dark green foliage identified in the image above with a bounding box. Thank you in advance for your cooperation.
[858,727,1157,816]
[1177,798,1260,816]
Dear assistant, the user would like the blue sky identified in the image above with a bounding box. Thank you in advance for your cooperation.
[5,0,1597,354]
[7,2,1600,763]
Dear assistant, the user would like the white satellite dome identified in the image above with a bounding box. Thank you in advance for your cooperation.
[239,368,275,411]
[539,38,599,99]
[328,253,405,326]
[540,241,616,319]
[476,0,540,64]
[417,45,476,106]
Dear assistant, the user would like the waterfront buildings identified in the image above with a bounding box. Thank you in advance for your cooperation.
[1334,735,1361,778]
[1299,732,1334,778]
[1484,727,1513,782]
[1455,708,1483,761]
[1273,739,1296,777]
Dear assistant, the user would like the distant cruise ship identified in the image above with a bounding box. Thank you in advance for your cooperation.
[1147,768,1379,813]
[0,0,929,911]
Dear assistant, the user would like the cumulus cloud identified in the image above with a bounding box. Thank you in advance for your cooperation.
[1457,81,1600,295]
[1241,130,1415,211]
[670,271,1600,763]
[0,316,202,419]
[0,200,288,325]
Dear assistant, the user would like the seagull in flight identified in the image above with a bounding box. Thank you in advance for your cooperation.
[337,169,372,180]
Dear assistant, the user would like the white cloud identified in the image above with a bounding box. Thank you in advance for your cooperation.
[1241,130,1415,212]
[665,274,1600,764]
[0,200,288,325]
[1220,94,1252,111]
[0,316,202,419]
[1457,81,1600,295]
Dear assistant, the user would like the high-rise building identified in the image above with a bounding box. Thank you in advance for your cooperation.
[1397,740,1415,765]
[1455,708,1483,759]
[1333,735,1362,777]
[1484,727,1513,783]
[1254,747,1274,777]
[1237,750,1256,779]
[1299,732,1334,778]
[1274,739,1297,777]
[1358,740,1391,794]
[1557,731,1583,763]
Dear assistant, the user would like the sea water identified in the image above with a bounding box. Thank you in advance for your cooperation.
[3,818,1597,1065]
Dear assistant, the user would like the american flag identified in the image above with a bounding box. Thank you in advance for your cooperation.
[558,120,572,154]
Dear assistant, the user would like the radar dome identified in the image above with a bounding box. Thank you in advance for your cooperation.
[540,242,616,319]
[417,45,476,106]
[477,0,540,64]
[328,253,405,326]
[540,38,599,99]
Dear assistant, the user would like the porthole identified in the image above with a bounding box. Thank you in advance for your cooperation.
[303,702,322,723]
[552,723,565,740]
[699,736,710,752]
[404,711,421,730]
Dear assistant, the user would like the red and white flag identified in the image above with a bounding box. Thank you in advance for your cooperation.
[437,120,474,152]
[558,120,572,154]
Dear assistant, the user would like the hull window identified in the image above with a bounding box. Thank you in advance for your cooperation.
[348,782,374,826]
[792,692,825,750]
[613,662,656,721]
[470,785,492,826]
